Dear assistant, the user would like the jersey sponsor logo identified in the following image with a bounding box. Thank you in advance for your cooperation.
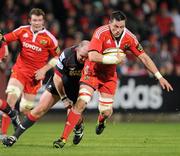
[106,39,111,44]
[136,44,143,51]
[59,52,65,62]
[69,70,81,76]
[55,46,60,54]
[22,42,42,52]
[40,39,48,45]
[57,61,64,70]
[69,67,76,70]
[124,44,130,50]
[84,75,90,80]
[23,33,29,38]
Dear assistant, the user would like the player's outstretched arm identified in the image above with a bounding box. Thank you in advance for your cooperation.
[138,53,173,92]
[34,57,58,80]
[158,77,173,92]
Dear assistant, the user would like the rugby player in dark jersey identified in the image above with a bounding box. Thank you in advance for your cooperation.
[2,40,89,147]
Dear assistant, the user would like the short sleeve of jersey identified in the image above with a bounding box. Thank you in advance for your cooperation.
[88,31,103,53]
[129,36,144,56]
[48,34,60,57]
[55,51,66,77]
[4,26,22,42]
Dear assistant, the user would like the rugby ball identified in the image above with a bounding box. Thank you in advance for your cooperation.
[103,48,126,57]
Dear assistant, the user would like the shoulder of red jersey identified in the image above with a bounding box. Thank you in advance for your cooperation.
[94,25,109,39]
[43,29,58,46]
[124,28,138,44]
[13,25,30,32]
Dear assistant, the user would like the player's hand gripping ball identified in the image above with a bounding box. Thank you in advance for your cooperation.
[103,48,126,63]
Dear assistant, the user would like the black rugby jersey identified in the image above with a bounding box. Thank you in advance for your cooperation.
[55,45,84,79]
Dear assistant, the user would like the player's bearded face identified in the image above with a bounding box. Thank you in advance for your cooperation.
[109,19,125,38]
[30,15,45,32]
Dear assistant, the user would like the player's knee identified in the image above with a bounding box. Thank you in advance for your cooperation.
[77,88,92,104]
[6,85,21,99]
[30,111,42,119]
[19,98,35,113]
[98,104,113,117]
[30,107,44,119]
[35,107,47,118]
[74,99,86,113]
[102,109,113,118]
[98,97,113,117]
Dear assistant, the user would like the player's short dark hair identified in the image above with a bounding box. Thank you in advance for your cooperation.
[29,8,45,19]
[110,11,127,21]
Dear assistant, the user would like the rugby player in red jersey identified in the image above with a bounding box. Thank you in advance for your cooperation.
[0,8,60,139]
[52,11,173,148]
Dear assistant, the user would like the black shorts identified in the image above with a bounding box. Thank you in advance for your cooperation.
[45,76,80,104]
[46,76,59,96]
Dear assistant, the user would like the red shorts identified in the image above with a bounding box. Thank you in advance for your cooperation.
[80,72,118,95]
[10,67,42,95]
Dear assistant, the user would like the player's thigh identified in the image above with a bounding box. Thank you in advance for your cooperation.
[98,80,116,115]
[31,90,59,117]
[20,77,42,111]
[75,84,95,111]
[99,78,117,95]
[19,93,36,113]
[7,73,24,90]
[98,92,114,116]
[6,78,24,107]
[63,78,79,103]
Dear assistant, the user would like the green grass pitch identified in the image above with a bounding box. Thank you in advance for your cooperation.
[1,122,180,156]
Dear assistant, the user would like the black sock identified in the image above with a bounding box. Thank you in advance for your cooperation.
[2,104,16,119]
[13,116,36,139]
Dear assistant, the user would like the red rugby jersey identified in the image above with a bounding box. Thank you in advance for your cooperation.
[4,25,59,74]
[86,25,144,78]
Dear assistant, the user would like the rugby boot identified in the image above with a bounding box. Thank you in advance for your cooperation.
[73,123,84,145]
[96,120,106,135]
[53,138,66,148]
[2,135,17,147]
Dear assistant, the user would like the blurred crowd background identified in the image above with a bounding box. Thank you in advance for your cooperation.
[0,0,180,79]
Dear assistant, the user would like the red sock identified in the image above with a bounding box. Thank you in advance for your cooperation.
[1,114,11,135]
[98,114,106,123]
[61,109,81,140]
[0,99,7,110]
[76,116,83,127]
[27,112,38,122]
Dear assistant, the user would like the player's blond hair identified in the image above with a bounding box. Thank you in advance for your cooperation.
[78,40,89,48]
